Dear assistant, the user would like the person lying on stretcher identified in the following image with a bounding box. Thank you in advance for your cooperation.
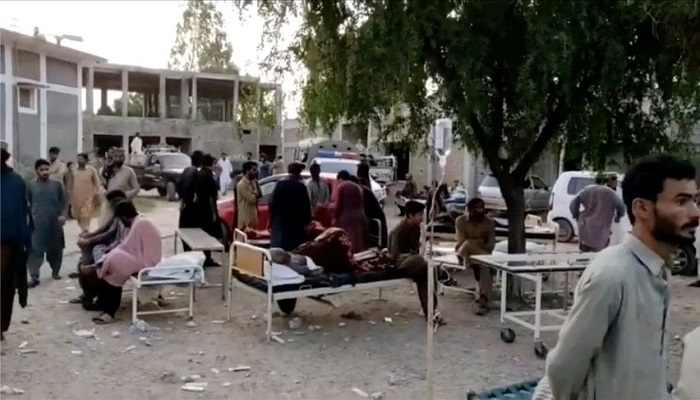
[290,201,446,325]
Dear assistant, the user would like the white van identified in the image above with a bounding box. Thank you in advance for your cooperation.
[546,171,627,243]
[547,170,698,277]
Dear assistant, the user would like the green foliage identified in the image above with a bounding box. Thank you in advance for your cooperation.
[238,0,700,257]
[113,94,144,117]
[169,0,238,73]
[170,0,276,129]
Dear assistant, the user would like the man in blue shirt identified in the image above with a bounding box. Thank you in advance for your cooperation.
[0,141,31,341]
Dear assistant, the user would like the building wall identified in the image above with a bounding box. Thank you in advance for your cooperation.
[47,92,79,160]
[46,57,78,87]
[84,115,280,158]
[1,44,83,168]
[15,49,40,81]
[0,45,4,74]
[16,100,41,167]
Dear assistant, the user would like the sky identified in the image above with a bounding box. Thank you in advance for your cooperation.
[0,0,300,118]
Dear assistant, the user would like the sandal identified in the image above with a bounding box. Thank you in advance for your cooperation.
[92,313,114,324]
[69,295,84,304]
[432,312,447,328]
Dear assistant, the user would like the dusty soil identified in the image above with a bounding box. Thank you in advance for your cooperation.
[1,207,699,399]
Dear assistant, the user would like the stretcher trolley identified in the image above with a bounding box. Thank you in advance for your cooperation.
[469,252,595,358]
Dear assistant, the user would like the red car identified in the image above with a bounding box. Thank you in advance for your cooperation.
[217,172,340,239]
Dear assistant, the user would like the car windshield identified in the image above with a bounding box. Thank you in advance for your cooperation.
[480,175,499,187]
[313,159,360,175]
[157,153,191,169]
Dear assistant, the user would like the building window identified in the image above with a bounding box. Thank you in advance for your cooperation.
[18,87,38,114]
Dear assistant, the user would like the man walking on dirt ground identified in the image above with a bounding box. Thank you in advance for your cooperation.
[570,173,625,252]
[534,155,700,400]
[27,158,68,287]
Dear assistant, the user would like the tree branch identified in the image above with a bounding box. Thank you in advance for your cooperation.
[469,112,506,175]
[513,98,569,177]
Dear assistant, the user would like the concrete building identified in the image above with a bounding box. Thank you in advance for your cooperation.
[0,28,105,168]
[82,63,283,159]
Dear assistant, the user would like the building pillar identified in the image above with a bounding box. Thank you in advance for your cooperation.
[122,134,129,153]
[232,79,240,130]
[180,78,189,119]
[3,43,13,155]
[39,53,47,158]
[121,70,129,117]
[101,89,108,110]
[158,74,166,118]
[274,85,283,159]
[254,84,261,158]
[85,67,94,115]
[190,77,197,120]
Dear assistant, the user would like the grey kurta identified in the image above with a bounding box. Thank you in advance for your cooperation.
[570,185,625,250]
[27,179,66,252]
[533,234,670,400]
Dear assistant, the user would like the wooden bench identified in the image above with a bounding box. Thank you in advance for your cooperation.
[174,228,227,299]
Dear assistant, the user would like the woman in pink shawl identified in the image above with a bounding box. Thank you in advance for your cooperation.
[333,170,367,252]
[93,201,161,324]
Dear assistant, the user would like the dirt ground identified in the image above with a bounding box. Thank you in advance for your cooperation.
[2,200,699,399]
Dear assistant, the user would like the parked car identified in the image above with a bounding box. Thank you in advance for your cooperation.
[131,151,191,201]
[546,170,619,242]
[310,152,387,206]
[547,170,698,276]
[217,172,340,239]
[476,174,551,213]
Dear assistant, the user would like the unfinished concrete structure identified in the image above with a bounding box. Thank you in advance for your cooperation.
[82,63,283,159]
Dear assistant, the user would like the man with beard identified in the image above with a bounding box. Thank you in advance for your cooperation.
[194,154,223,266]
[27,159,68,287]
[98,148,139,226]
[0,141,30,340]
[236,161,260,230]
[534,155,700,400]
[177,150,204,252]
[570,173,626,252]
[454,198,496,316]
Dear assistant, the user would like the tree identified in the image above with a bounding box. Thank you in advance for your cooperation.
[169,0,238,73]
[113,94,144,118]
[240,1,700,294]
[170,0,276,129]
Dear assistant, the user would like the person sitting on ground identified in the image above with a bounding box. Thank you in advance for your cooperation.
[401,174,418,198]
[388,200,445,325]
[91,201,162,324]
[69,190,128,279]
[455,197,496,316]
[71,193,131,307]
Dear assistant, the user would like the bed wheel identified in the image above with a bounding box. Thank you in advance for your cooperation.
[500,328,516,344]
[277,299,297,316]
[534,341,549,359]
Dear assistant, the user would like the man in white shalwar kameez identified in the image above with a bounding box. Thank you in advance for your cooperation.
[129,132,144,165]
[216,153,233,196]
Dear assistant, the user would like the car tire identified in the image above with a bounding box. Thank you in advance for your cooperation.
[166,181,178,202]
[277,299,297,316]
[672,244,697,277]
[157,187,166,197]
[553,218,574,243]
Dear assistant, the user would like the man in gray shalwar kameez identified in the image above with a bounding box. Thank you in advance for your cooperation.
[27,158,67,287]
[569,173,625,252]
[533,155,700,400]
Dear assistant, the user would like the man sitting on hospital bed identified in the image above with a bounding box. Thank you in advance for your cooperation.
[388,200,445,325]
[454,197,496,316]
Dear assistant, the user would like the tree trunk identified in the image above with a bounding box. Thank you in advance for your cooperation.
[500,179,527,303]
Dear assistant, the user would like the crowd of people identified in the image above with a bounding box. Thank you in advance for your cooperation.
[0,141,160,335]
[2,139,700,398]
